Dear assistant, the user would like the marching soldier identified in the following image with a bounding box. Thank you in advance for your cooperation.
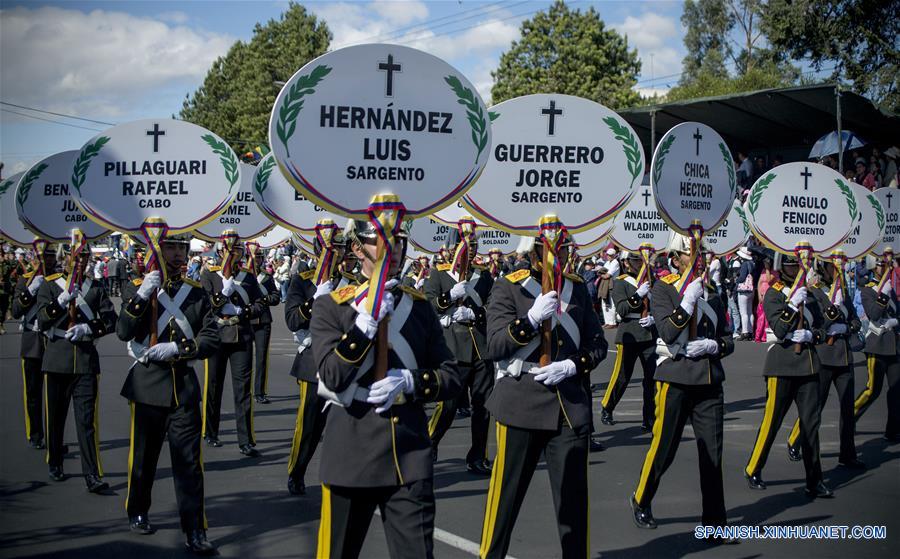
[401,255,429,289]
[853,254,900,441]
[744,252,833,498]
[200,231,266,456]
[786,256,865,467]
[479,224,607,559]
[12,242,56,449]
[601,250,657,431]
[312,219,461,558]
[116,233,218,555]
[36,241,117,491]
[426,225,495,475]
[245,242,281,405]
[486,247,506,278]
[629,235,734,535]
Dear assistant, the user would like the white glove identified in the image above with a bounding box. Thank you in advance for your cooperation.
[529,359,577,386]
[789,287,807,309]
[452,306,476,323]
[314,282,333,299]
[527,290,558,329]
[685,338,719,358]
[449,281,468,302]
[636,282,650,298]
[880,281,893,295]
[221,276,236,297]
[222,303,243,315]
[366,368,414,413]
[353,291,395,339]
[145,341,179,362]
[57,288,79,307]
[136,270,161,300]
[790,329,813,343]
[639,315,655,328]
[27,275,44,296]
[826,323,848,336]
[883,318,898,329]
[64,323,91,341]
[679,279,703,314]
[415,278,425,290]
[439,315,453,328]
[292,330,311,346]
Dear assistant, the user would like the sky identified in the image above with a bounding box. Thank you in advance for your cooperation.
[0,0,689,176]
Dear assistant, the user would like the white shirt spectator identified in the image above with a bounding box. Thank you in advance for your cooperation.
[603,258,620,278]
[709,258,722,287]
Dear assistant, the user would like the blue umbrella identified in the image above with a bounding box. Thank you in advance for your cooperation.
[809,130,867,159]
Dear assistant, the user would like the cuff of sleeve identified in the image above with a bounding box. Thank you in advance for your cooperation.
[334,326,373,364]
[474,306,487,328]
[627,294,643,309]
[571,351,594,375]
[123,296,148,318]
[507,316,537,345]
[812,329,825,344]
[178,337,199,359]
[779,307,798,324]
[87,318,107,338]
[877,293,889,307]
[436,291,453,310]
[211,293,227,308]
[18,291,35,307]
[667,307,691,329]
[298,299,314,321]
[850,320,862,334]
[716,337,729,355]
[43,300,66,320]
[412,369,442,402]
[824,304,842,321]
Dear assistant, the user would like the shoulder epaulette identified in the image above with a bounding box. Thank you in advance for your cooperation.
[23,271,35,280]
[46,273,63,281]
[208,265,222,272]
[399,285,426,300]
[330,285,357,304]
[183,277,200,288]
[132,278,143,286]
[299,270,315,281]
[772,281,785,291]
[661,273,680,285]
[504,269,530,284]
[436,263,451,272]
[866,281,877,288]
[812,282,822,289]
[564,272,583,283]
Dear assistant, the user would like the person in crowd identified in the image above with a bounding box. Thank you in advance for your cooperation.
[276,256,291,302]
[754,257,778,342]
[734,247,755,341]
[725,254,742,337]
[598,248,620,328]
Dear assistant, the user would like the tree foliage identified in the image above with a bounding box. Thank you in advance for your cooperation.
[490,0,641,109]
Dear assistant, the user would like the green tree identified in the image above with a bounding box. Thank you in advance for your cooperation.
[665,63,796,102]
[680,0,734,83]
[490,0,641,109]
[180,2,331,152]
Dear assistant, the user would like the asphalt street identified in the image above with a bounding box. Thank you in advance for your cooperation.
[1,300,898,559]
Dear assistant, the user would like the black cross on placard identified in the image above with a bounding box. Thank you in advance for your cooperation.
[693,127,703,156]
[801,166,812,190]
[541,100,563,136]
[642,189,651,206]
[147,123,165,153]
[886,192,894,208]
[378,54,401,97]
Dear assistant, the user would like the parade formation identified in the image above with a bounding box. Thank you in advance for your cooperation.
[1,41,898,559]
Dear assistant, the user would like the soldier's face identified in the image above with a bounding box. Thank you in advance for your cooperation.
[352,237,404,277]
[161,242,188,275]
[40,251,57,272]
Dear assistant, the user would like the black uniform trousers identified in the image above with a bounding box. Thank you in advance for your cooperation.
[428,359,494,463]
[601,341,657,426]
[125,400,206,533]
[479,419,589,559]
[745,375,822,489]
[318,479,436,559]
[22,358,44,443]
[45,372,103,476]
[252,324,272,397]
[788,364,857,462]
[202,340,254,446]
[633,381,725,526]
[855,354,900,437]
[287,379,329,482]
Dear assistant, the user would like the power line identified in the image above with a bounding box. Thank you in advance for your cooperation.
[0,101,115,126]
[393,3,553,47]
[356,0,511,44]
[387,1,531,44]
[0,108,104,132]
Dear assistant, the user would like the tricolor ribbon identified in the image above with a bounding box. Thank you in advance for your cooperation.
[538,215,569,306]
[220,230,241,277]
[876,249,894,293]
[488,255,500,278]
[140,218,170,284]
[675,223,705,296]
[787,242,814,299]
[245,241,261,275]
[65,228,87,294]
[364,195,406,316]
[313,219,339,285]
[828,251,847,304]
[31,238,48,277]
[451,217,477,277]
[636,242,655,285]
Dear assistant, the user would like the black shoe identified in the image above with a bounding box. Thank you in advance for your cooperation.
[129,514,154,535]
[466,459,492,476]
[239,444,259,457]
[838,458,866,469]
[29,437,45,450]
[788,445,802,462]
[745,472,766,490]
[431,446,438,464]
[589,436,605,452]
[255,395,270,404]
[48,465,65,482]
[185,529,216,556]
[640,422,652,432]
[590,383,603,393]
[85,474,109,493]
[630,494,657,529]
[805,481,834,498]
[204,435,222,448]
[456,407,471,418]
[600,408,615,426]
[287,477,306,496]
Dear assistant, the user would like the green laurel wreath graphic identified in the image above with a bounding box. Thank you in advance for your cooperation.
[747,172,775,218]
[201,134,239,191]
[16,163,48,208]
[0,178,12,198]
[603,116,643,188]
[445,75,489,164]
[834,179,857,221]
[719,142,736,198]
[869,193,885,230]
[276,65,332,157]
[651,134,675,187]
[71,136,110,196]
[734,205,751,235]
[253,156,277,201]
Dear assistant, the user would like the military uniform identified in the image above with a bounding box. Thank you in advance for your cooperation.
[425,262,495,466]
[854,282,900,438]
[632,275,733,527]
[200,266,265,448]
[312,281,461,559]
[36,273,117,480]
[0,257,16,328]
[787,281,862,463]
[12,271,45,446]
[479,268,606,559]
[250,269,281,400]
[117,276,219,533]
[601,273,657,428]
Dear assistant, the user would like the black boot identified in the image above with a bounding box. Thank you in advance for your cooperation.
[745,472,766,490]
[630,494,657,529]
[805,481,834,499]
[129,514,154,535]
[29,437,45,450]
[466,459,492,476]
[85,474,109,493]
[48,465,65,482]
[589,436,605,452]
[287,477,306,496]
[204,435,222,448]
[185,529,215,555]
[600,408,615,426]
[788,445,802,462]
[239,444,259,457]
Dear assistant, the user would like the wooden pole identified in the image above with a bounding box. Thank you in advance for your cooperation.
[148,255,159,347]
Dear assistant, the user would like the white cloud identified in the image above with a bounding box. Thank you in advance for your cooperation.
[0,6,234,118]
[614,13,678,51]
[156,11,189,24]
[403,18,520,61]
[370,0,428,25]
[613,12,682,91]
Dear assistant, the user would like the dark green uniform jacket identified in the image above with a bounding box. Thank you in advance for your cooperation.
[861,283,899,356]
[810,282,861,367]
[250,271,281,326]
[12,273,45,359]
[612,274,657,344]
[425,263,494,364]
[200,266,265,344]
[762,280,826,377]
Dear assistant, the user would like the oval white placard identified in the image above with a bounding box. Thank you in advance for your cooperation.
[704,200,750,256]
[477,228,520,255]
[871,187,899,256]
[0,173,35,246]
[838,184,884,259]
[253,153,341,232]
[407,216,451,254]
[611,183,670,252]
[195,162,274,241]
[254,224,294,249]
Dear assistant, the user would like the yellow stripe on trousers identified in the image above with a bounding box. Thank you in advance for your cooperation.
[93,386,103,477]
[635,381,669,504]
[21,360,31,441]
[601,344,625,409]
[287,381,308,473]
[854,355,876,414]
[746,377,778,476]
[201,360,209,437]
[317,483,332,559]
[427,401,444,438]
[787,415,801,448]
[479,422,507,559]
[125,402,135,511]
